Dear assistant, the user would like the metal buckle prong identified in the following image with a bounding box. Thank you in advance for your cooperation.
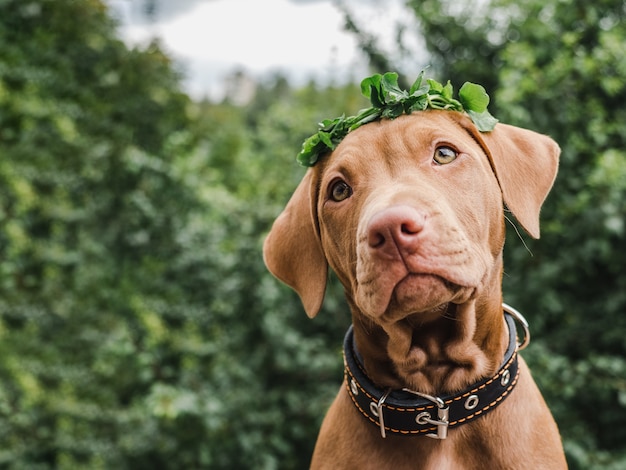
[372,388,392,438]
[403,389,450,440]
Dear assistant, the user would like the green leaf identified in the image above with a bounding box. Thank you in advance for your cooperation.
[427,78,444,94]
[297,134,323,166]
[442,80,454,100]
[382,103,404,119]
[319,117,341,130]
[361,74,384,107]
[318,131,334,149]
[467,109,499,132]
[409,70,428,95]
[408,97,428,112]
[459,82,490,113]
[381,72,406,103]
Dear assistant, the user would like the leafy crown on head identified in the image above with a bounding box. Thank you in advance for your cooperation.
[297,70,499,167]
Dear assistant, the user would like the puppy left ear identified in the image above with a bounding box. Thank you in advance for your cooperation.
[263,171,328,318]
[471,122,560,239]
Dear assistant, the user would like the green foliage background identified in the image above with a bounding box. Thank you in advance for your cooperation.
[0,0,624,468]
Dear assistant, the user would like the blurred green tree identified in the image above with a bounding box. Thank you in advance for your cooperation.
[0,0,198,466]
[0,1,365,467]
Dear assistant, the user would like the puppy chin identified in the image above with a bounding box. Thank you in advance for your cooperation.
[356,274,475,323]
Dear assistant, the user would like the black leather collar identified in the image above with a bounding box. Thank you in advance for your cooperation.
[343,309,522,439]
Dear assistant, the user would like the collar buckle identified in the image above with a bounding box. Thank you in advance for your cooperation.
[403,390,449,439]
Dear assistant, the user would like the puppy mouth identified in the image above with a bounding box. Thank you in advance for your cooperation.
[390,272,460,315]
[355,263,476,319]
[402,272,459,289]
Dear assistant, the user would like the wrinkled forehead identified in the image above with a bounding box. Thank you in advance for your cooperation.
[321,112,485,174]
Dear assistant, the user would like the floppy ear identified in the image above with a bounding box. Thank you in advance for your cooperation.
[472,123,560,239]
[263,171,328,318]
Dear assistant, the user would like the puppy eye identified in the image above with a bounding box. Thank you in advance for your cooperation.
[433,146,458,165]
[329,180,352,202]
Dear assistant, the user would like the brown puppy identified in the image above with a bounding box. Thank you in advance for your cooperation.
[264,110,567,469]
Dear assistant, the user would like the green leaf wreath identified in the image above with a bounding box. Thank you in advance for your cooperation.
[297,70,498,167]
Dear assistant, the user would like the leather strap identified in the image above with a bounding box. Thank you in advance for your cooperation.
[343,311,520,438]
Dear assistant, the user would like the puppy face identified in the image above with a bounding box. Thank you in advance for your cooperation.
[263,109,559,321]
[315,112,504,323]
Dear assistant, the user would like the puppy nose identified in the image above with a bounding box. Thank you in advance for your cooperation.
[367,206,425,254]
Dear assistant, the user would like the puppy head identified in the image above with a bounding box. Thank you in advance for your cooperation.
[263,111,559,318]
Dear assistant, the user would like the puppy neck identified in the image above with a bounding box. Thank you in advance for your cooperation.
[350,297,508,395]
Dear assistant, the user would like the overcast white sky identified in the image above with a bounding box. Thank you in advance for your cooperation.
[106,0,424,100]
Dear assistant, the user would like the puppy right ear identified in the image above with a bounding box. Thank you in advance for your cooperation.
[263,171,328,318]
